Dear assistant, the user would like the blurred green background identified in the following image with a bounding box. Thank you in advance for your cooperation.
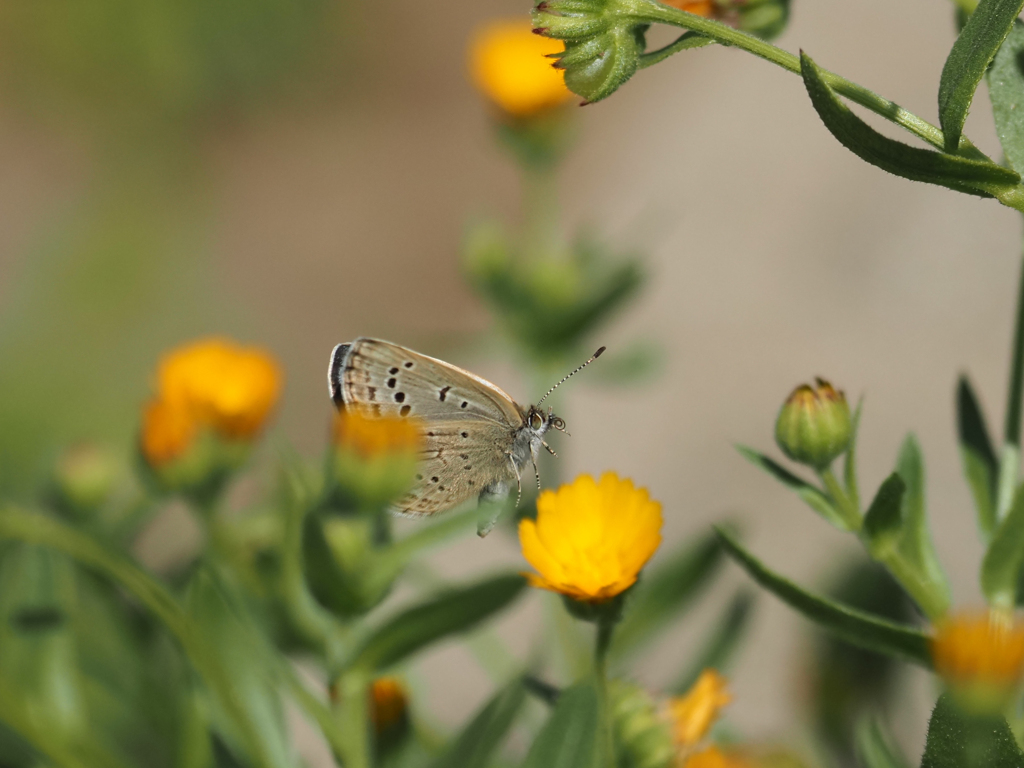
[0,0,1020,760]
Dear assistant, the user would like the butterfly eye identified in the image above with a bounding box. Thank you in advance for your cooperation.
[530,412,543,431]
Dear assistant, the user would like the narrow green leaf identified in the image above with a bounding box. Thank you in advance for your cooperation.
[521,681,600,768]
[1006,257,1024,447]
[736,446,849,530]
[989,21,1024,173]
[921,694,1024,768]
[428,677,526,768]
[844,398,864,513]
[716,527,932,667]
[612,528,724,660]
[939,0,1024,151]
[855,717,912,768]
[981,483,1024,605]
[887,436,951,619]
[862,473,906,547]
[348,574,526,672]
[0,508,278,768]
[673,590,755,694]
[957,376,998,535]
[800,51,1020,197]
[639,31,714,69]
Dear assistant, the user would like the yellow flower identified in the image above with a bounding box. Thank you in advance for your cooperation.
[141,397,198,467]
[370,677,409,734]
[469,19,573,117]
[157,338,282,440]
[519,472,662,602]
[668,670,732,749]
[931,609,1024,709]
[681,746,756,768]
[332,408,422,458]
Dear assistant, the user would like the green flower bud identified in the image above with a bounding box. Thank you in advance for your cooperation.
[51,444,120,517]
[611,681,675,768]
[534,0,648,104]
[774,378,851,469]
[734,0,790,40]
[303,513,395,618]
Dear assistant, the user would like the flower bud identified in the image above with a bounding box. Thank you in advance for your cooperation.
[51,443,120,517]
[774,378,851,469]
[931,610,1024,714]
[611,682,675,768]
[533,0,648,104]
[330,408,422,512]
[371,677,411,752]
[668,670,731,749]
[734,0,790,40]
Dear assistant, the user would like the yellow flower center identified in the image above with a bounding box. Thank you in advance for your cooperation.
[469,19,573,117]
[668,670,732,749]
[518,472,663,602]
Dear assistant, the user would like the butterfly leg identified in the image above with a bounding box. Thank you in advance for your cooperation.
[542,441,557,458]
[508,454,522,508]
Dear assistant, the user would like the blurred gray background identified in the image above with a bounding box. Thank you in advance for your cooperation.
[0,0,1018,762]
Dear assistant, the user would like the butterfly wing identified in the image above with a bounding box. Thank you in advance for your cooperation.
[329,338,525,427]
[390,420,517,517]
[328,338,525,518]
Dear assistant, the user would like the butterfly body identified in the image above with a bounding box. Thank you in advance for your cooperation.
[328,338,567,519]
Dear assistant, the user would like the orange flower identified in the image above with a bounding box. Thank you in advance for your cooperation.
[370,677,409,734]
[469,19,573,116]
[141,397,198,466]
[519,472,662,603]
[931,609,1024,709]
[660,0,717,16]
[682,746,756,768]
[668,670,732,748]
[332,408,421,459]
[157,338,282,440]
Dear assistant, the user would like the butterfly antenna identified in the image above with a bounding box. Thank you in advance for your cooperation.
[536,347,606,406]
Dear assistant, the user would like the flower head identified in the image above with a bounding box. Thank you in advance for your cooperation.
[370,677,409,734]
[682,746,756,768]
[774,378,851,469]
[141,397,199,467]
[469,20,573,117]
[519,472,662,603]
[668,670,732,749]
[659,0,716,16]
[931,610,1024,711]
[331,408,423,510]
[157,338,282,439]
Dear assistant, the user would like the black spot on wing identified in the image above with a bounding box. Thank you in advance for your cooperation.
[389,367,399,374]
[439,386,450,402]
[400,405,411,417]
[387,377,397,388]
[404,361,414,369]
[394,392,406,403]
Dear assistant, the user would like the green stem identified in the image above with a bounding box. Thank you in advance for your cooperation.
[628,0,990,160]
[820,466,862,530]
[594,618,616,768]
[522,161,562,261]
[869,548,949,621]
[334,671,373,768]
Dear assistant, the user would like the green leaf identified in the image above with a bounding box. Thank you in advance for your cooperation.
[800,51,1020,197]
[639,31,714,69]
[844,398,864,513]
[715,527,932,667]
[855,717,912,768]
[428,677,526,768]
[612,528,725,660]
[521,681,600,768]
[990,21,1024,174]
[921,694,1024,768]
[347,574,526,672]
[736,446,849,530]
[957,376,998,536]
[981,483,1024,605]
[0,507,278,768]
[862,473,906,547]
[673,590,755,693]
[939,0,1024,151]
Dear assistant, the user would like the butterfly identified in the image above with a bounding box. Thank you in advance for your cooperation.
[328,338,604,533]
